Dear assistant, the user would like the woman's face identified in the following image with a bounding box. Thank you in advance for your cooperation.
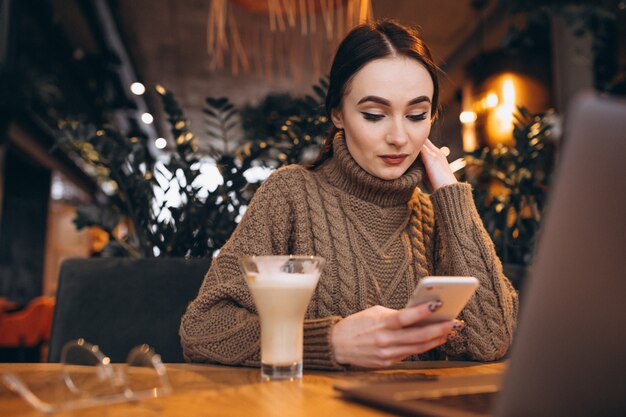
[331,56,434,180]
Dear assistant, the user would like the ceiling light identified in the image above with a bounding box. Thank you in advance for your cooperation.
[460,111,477,124]
[130,82,146,95]
[155,138,167,149]
[141,112,154,124]
[486,93,498,108]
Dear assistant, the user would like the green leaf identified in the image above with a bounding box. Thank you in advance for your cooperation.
[202,108,217,117]
[74,204,120,233]
[313,86,326,100]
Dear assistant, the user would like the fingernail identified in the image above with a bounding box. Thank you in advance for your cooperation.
[428,300,443,312]
[447,332,458,341]
[452,321,465,330]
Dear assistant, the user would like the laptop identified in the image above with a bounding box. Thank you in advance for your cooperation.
[335,92,626,417]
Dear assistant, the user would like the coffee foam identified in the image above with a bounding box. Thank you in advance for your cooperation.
[247,272,318,287]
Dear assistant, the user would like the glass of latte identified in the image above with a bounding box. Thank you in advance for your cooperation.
[240,255,325,381]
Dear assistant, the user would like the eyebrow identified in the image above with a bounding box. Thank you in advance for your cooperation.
[357,95,431,106]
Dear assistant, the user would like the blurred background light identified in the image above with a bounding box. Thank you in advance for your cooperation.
[154,137,167,149]
[141,112,153,124]
[460,111,477,124]
[130,82,146,95]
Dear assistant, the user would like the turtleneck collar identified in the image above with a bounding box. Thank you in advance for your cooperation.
[317,130,424,207]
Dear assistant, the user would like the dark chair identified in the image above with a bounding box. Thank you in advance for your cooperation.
[48,257,211,363]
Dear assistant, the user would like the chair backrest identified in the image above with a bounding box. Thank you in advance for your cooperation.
[0,296,55,347]
[48,257,210,363]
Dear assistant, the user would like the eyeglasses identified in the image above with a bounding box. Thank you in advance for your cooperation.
[1,338,172,413]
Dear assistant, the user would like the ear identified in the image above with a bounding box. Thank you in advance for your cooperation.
[331,108,344,129]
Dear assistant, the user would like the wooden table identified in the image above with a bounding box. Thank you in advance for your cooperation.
[0,361,505,416]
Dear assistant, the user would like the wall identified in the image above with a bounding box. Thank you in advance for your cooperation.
[42,200,91,297]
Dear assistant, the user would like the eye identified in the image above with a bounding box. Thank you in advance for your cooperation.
[407,112,428,122]
[361,112,384,122]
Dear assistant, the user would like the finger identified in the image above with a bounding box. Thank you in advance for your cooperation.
[423,138,437,150]
[376,335,450,364]
[419,148,433,168]
[420,140,436,157]
[398,320,460,344]
[379,320,463,348]
[424,138,450,156]
[423,138,443,153]
[384,302,440,329]
[420,141,443,165]
[413,334,451,354]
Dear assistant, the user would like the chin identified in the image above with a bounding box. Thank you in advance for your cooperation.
[373,167,406,181]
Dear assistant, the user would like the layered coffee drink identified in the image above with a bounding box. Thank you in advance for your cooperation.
[247,273,317,369]
[241,256,324,381]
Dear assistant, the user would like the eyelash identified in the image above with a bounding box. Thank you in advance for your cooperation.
[361,112,384,122]
[361,112,428,122]
[407,113,428,121]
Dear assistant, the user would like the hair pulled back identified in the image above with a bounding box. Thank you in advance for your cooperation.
[309,19,440,170]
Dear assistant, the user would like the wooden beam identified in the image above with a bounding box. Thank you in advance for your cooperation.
[7,116,98,196]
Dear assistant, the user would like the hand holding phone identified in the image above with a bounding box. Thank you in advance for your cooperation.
[406,276,479,324]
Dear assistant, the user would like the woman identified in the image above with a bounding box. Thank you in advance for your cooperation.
[180,20,518,369]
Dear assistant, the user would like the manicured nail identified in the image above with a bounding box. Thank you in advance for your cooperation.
[447,332,458,341]
[428,300,443,312]
[452,321,465,331]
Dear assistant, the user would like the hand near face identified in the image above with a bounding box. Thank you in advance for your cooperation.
[420,139,458,192]
[331,303,464,368]
[331,57,435,181]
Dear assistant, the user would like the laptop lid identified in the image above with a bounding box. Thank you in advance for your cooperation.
[494,92,626,416]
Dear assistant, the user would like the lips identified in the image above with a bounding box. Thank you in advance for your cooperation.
[379,154,408,165]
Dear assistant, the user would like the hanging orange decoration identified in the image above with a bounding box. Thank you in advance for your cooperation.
[207,0,374,82]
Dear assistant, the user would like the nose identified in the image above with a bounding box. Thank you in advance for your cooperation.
[385,117,409,148]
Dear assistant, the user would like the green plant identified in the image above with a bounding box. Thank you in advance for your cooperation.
[240,78,331,165]
[55,81,329,258]
[463,107,558,267]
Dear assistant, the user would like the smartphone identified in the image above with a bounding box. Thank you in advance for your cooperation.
[405,276,479,323]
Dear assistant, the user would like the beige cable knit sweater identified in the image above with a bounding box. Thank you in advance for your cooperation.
[180,135,518,369]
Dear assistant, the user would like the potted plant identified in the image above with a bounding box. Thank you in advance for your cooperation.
[54,81,329,259]
[463,107,559,288]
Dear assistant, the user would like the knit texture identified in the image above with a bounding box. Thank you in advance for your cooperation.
[180,134,519,369]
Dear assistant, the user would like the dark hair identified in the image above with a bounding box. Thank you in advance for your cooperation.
[308,19,440,170]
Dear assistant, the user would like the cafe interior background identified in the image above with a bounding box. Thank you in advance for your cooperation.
[0,0,624,362]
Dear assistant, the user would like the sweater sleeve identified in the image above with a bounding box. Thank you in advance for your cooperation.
[179,167,343,370]
[430,183,518,361]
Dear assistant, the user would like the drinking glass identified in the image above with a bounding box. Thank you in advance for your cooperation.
[240,255,325,381]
